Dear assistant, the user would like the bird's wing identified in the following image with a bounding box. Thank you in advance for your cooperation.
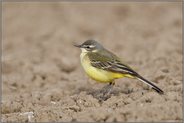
[88,51,139,76]
[88,51,164,94]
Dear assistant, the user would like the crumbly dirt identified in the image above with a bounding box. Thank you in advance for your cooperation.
[2,2,182,122]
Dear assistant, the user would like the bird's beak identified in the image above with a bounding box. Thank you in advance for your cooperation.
[73,44,82,48]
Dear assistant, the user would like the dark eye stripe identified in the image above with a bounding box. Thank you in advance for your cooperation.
[84,45,90,48]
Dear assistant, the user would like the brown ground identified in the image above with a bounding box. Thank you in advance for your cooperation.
[2,2,182,122]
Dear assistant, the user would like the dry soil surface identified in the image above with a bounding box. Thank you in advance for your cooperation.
[2,2,182,122]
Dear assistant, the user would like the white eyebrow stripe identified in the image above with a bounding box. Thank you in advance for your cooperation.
[89,45,95,48]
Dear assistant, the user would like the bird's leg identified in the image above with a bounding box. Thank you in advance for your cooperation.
[106,81,115,95]
[94,81,115,101]
[109,81,115,86]
[100,81,115,95]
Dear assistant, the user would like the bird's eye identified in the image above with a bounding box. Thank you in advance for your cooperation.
[86,46,90,48]
[84,45,95,50]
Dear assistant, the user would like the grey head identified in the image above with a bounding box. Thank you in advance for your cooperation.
[74,39,104,52]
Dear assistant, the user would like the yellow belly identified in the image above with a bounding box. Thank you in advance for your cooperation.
[80,53,124,83]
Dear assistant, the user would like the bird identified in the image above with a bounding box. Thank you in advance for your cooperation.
[74,39,164,94]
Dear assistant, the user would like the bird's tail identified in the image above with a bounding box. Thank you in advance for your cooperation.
[136,75,164,94]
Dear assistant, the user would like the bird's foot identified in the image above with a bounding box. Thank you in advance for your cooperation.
[94,83,114,101]
[100,83,113,94]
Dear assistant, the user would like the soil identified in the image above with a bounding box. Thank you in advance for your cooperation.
[2,2,182,122]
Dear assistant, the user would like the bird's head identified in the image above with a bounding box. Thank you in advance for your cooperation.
[74,39,104,53]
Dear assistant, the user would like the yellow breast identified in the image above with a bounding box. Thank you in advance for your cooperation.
[80,52,124,83]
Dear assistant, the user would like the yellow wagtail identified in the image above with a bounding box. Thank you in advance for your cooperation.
[74,40,164,94]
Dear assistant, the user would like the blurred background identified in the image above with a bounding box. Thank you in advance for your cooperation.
[2,2,182,122]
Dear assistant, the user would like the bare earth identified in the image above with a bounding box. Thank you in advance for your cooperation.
[2,2,182,122]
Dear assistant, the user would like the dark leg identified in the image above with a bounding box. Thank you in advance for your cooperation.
[109,81,115,86]
[101,81,115,93]
[95,81,115,101]
[91,81,116,101]
[106,81,115,95]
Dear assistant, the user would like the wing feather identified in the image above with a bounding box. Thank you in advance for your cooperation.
[88,51,139,76]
